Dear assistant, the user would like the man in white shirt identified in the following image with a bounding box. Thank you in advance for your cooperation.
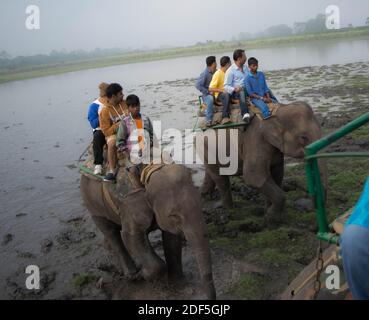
[223,49,251,122]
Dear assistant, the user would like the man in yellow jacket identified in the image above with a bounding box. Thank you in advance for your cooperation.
[209,56,232,125]
[99,83,127,182]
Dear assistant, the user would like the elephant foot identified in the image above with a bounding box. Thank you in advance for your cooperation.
[168,272,186,286]
[124,268,143,281]
[264,209,284,226]
[222,199,234,210]
[142,260,166,281]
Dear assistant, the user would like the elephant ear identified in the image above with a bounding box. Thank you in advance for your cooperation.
[261,118,284,152]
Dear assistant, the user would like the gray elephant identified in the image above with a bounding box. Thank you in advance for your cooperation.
[80,164,216,299]
[198,102,326,223]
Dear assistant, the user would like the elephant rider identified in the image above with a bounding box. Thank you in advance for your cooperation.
[245,57,279,120]
[208,56,232,125]
[195,56,217,127]
[99,83,128,182]
[223,49,251,123]
[116,94,154,189]
[87,82,109,175]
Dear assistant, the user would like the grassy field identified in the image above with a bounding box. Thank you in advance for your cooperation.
[1,27,369,84]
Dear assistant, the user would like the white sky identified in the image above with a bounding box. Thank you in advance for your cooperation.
[1,0,368,56]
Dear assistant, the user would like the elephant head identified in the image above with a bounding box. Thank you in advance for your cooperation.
[258,101,327,194]
[260,102,322,158]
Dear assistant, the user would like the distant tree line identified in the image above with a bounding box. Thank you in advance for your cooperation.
[1,15,369,72]
[0,47,132,72]
[234,14,369,41]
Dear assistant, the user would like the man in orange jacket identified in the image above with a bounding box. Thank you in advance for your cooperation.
[99,83,127,182]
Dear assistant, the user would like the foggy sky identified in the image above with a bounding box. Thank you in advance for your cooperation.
[1,0,369,56]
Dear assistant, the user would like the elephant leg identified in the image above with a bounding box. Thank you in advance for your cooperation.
[121,229,166,281]
[162,231,183,280]
[259,176,286,224]
[91,216,139,278]
[200,169,216,196]
[265,156,285,213]
[208,168,233,208]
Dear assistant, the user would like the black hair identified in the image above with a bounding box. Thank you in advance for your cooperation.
[106,83,123,98]
[248,57,259,66]
[233,49,245,61]
[220,56,231,67]
[206,56,216,67]
[126,94,140,107]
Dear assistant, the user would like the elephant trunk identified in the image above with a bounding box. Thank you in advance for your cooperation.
[182,220,216,300]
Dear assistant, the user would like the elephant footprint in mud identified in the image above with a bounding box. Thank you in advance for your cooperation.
[80,164,216,299]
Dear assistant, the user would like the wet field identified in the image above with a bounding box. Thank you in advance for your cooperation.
[1,50,369,299]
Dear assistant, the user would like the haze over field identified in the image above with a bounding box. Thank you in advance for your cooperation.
[1,0,369,56]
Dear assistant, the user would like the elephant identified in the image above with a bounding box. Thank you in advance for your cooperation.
[198,101,326,223]
[80,163,216,300]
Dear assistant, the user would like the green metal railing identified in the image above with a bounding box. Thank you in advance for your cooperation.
[305,112,369,245]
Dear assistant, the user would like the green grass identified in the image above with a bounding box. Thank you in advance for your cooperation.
[229,273,270,300]
[1,27,369,84]
[72,273,97,290]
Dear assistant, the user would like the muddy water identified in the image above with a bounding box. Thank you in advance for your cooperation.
[1,38,369,299]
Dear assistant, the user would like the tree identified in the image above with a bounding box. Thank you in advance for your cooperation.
[293,22,306,34]
[0,50,11,59]
[261,24,293,38]
[366,17,369,26]
[304,14,327,34]
[293,14,327,34]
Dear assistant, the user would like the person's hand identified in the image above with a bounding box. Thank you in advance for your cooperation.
[235,87,242,93]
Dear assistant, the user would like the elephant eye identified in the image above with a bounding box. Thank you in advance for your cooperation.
[299,135,309,146]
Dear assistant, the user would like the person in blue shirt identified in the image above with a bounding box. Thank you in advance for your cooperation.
[245,57,278,120]
[87,82,108,175]
[341,176,369,300]
[195,56,217,127]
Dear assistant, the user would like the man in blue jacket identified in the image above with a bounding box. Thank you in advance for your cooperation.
[195,56,217,127]
[87,82,108,175]
[245,57,278,120]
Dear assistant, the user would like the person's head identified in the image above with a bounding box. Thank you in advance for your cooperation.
[233,49,247,67]
[248,57,259,73]
[220,56,231,71]
[98,82,109,98]
[106,83,123,105]
[206,56,217,73]
[126,94,141,117]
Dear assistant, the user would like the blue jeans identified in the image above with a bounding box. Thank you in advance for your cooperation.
[232,91,248,116]
[341,225,369,300]
[251,97,278,119]
[204,95,214,122]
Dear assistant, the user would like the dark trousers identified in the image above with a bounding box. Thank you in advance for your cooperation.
[93,130,105,165]
[217,92,230,118]
[220,91,249,118]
